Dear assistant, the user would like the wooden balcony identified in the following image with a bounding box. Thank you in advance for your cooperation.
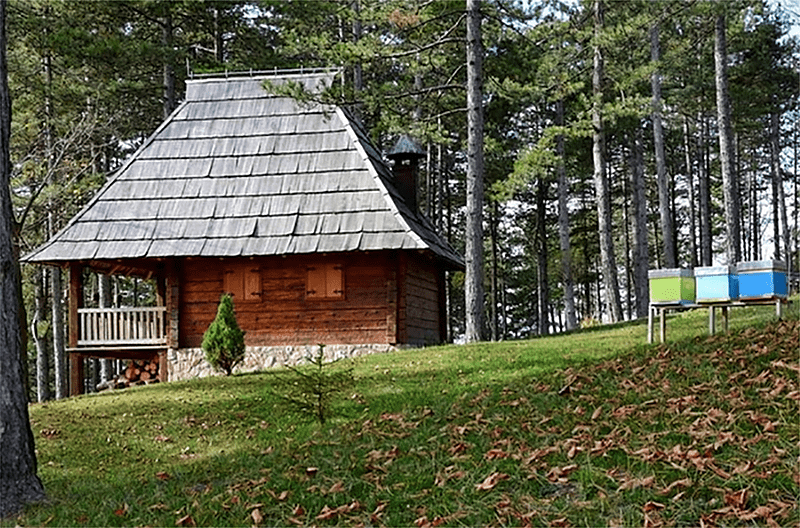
[77,306,168,347]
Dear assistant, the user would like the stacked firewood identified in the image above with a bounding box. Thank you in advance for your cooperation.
[96,359,160,391]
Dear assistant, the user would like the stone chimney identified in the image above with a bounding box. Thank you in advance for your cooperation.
[387,135,425,211]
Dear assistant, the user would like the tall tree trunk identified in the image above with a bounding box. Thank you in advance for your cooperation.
[697,113,712,265]
[464,0,485,342]
[622,177,632,320]
[650,22,676,268]
[51,266,66,399]
[32,266,49,402]
[714,14,741,264]
[555,99,577,331]
[352,1,363,93]
[794,109,799,284]
[213,5,224,63]
[771,111,790,265]
[0,0,47,513]
[630,125,650,318]
[489,201,498,341]
[162,4,176,119]
[98,273,113,382]
[592,0,623,322]
[536,176,549,335]
[43,35,67,400]
[682,117,698,267]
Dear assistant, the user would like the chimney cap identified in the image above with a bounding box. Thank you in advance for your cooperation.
[387,134,425,160]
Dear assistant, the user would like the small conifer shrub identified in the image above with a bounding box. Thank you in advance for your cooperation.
[202,294,246,375]
[272,344,354,424]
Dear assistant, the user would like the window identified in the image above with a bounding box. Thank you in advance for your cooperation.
[306,263,344,299]
[223,263,261,301]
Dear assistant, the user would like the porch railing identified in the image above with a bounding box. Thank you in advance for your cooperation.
[77,307,167,346]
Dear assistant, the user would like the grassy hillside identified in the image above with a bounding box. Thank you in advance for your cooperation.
[5,301,799,527]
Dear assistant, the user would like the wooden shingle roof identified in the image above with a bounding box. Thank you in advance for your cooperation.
[25,71,463,270]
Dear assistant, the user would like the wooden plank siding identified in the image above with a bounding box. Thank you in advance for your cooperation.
[179,252,407,348]
[177,251,445,348]
[401,257,442,346]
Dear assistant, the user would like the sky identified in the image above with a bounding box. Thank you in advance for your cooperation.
[769,0,800,38]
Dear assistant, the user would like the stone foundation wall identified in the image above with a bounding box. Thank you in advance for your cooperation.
[167,343,396,381]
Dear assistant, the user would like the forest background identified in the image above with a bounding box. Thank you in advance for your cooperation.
[9,0,800,403]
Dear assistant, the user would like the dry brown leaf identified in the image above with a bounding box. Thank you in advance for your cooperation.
[724,489,749,509]
[484,448,509,460]
[328,480,345,494]
[175,514,196,527]
[475,472,509,491]
[659,477,692,495]
[617,475,655,492]
[251,508,263,525]
[316,505,337,521]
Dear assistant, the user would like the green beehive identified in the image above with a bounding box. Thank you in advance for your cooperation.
[648,268,695,305]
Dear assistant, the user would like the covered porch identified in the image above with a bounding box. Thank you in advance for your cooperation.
[66,261,179,396]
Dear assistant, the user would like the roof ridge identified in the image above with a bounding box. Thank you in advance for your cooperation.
[187,67,342,80]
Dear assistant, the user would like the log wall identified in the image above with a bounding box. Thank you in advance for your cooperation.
[401,258,442,346]
[178,252,444,348]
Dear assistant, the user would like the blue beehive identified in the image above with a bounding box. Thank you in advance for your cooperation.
[736,260,787,300]
[695,265,738,303]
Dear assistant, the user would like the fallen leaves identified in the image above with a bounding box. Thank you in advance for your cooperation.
[175,513,196,527]
[39,428,60,439]
[475,472,509,491]
[315,500,362,521]
[616,474,655,492]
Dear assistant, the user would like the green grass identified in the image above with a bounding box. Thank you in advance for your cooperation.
[6,300,799,527]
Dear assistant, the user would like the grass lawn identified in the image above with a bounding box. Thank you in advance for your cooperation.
[5,299,799,527]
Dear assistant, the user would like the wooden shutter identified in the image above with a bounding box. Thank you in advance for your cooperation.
[326,264,344,298]
[224,264,261,301]
[223,268,244,300]
[307,263,344,299]
[244,267,261,301]
[307,266,326,298]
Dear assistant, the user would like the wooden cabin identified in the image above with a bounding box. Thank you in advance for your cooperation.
[24,70,463,395]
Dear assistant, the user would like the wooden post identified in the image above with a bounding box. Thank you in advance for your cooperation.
[166,260,180,349]
[708,305,716,335]
[721,306,729,333]
[69,353,84,397]
[659,307,666,343]
[68,263,83,395]
[158,349,168,383]
[647,304,654,344]
[156,272,166,307]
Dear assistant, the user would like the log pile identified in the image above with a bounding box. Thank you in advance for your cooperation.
[97,359,160,391]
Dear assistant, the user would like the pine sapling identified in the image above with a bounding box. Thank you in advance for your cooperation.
[272,344,354,424]
[202,293,245,375]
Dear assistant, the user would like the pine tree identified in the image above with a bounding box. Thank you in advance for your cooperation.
[202,294,245,376]
[0,0,46,514]
[271,345,355,425]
